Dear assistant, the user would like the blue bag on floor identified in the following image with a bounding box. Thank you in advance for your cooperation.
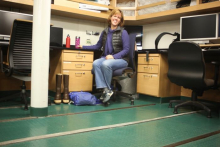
[69,91,102,106]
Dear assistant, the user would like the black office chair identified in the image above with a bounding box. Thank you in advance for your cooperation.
[167,41,219,118]
[1,19,50,110]
[93,33,137,106]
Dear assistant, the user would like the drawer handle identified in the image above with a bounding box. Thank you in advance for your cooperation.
[75,72,85,74]
[75,64,85,67]
[144,67,153,70]
[143,75,152,78]
[75,72,85,77]
[76,55,85,58]
[143,58,154,61]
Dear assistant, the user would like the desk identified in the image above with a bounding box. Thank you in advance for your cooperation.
[137,49,220,102]
[1,44,220,101]
[49,47,102,92]
[200,44,220,47]
[136,52,180,99]
[49,49,95,92]
[0,44,99,92]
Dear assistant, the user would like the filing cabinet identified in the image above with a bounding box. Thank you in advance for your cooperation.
[49,50,93,92]
[62,50,93,91]
[137,53,180,97]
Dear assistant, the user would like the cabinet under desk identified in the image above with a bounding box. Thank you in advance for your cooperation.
[49,49,95,92]
[136,53,181,98]
[136,50,220,102]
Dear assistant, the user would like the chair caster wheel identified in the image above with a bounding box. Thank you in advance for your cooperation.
[173,110,178,114]
[207,115,212,118]
[103,102,109,107]
[207,113,212,118]
[168,103,172,108]
[131,100,134,105]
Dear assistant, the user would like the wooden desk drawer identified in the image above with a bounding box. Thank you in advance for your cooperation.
[63,50,93,54]
[62,70,93,91]
[138,65,159,73]
[63,53,93,62]
[138,56,160,65]
[63,62,92,70]
[137,73,159,96]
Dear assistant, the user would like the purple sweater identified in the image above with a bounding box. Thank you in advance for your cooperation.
[83,28,129,59]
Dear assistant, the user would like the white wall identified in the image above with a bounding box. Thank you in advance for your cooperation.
[50,15,180,49]
[51,15,106,46]
[142,20,180,49]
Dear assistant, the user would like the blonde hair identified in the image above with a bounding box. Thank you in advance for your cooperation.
[107,9,124,27]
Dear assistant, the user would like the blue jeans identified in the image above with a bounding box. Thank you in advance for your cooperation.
[93,57,128,90]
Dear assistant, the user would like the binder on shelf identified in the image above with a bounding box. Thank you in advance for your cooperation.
[79,3,109,11]
[79,8,101,13]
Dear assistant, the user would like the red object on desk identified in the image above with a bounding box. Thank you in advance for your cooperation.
[66,34,70,48]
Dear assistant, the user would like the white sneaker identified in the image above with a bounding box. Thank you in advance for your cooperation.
[100,90,106,100]
[103,90,114,103]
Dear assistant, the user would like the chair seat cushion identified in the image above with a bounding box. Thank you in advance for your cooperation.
[113,67,133,76]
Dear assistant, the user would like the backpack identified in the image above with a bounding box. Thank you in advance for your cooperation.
[69,91,102,106]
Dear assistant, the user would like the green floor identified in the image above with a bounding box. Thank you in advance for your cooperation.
[0,94,220,147]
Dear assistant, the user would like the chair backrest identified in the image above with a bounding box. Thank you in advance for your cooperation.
[127,33,137,72]
[167,41,206,89]
[7,19,32,76]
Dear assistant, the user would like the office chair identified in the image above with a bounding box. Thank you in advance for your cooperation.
[1,19,50,110]
[93,33,137,106]
[167,41,219,118]
[111,33,137,105]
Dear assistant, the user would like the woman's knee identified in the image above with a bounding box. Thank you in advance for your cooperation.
[93,58,105,68]
[101,61,111,70]
[93,60,101,68]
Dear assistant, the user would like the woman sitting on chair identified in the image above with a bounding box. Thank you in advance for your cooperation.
[80,9,129,103]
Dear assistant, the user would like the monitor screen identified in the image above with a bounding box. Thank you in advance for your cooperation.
[180,13,219,41]
[0,10,33,39]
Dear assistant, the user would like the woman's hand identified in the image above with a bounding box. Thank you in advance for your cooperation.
[105,55,114,60]
[77,45,83,49]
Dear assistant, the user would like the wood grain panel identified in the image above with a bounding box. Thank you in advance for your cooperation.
[63,62,92,70]
[63,53,93,62]
[49,50,62,92]
[137,65,159,74]
[0,72,31,91]
[158,54,181,97]
[63,70,93,92]
[137,73,159,96]
[138,56,160,65]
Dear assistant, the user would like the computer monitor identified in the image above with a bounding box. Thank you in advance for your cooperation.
[180,13,220,41]
[0,10,33,39]
[124,25,143,50]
